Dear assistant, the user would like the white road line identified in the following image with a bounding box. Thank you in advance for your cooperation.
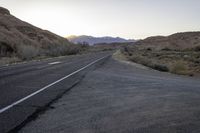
[0,55,109,114]
[37,61,63,69]
[48,61,61,65]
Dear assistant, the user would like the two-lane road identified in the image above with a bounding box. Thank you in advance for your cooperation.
[0,52,110,133]
[20,58,200,133]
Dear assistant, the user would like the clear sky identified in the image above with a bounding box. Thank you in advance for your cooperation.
[1,0,200,39]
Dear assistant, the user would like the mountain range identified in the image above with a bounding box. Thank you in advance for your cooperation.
[67,35,135,45]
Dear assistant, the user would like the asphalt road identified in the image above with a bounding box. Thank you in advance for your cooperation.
[19,57,200,133]
[0,52,110,133]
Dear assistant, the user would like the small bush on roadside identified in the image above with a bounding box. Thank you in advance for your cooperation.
[77,42,90,49]
[0,57,21,65]
[128,55,152,66]
[42,44,81,57]
[161,47,172,51]
[128,55,169,72]
[146,48,152,51]
[194,46,200,52]
[152,64,169,72]
[63,45,81,55]
[170,61,186,73]
[121,46,134,56]
[170,61,193,76]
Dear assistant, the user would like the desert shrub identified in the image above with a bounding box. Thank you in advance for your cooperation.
[129,55,152,67]
[170,61,192,75]
[63,45,81,55]
[161,47,172,51]
[17,45,39,60]
[0,57,21,65]
[128,55,169,72]
[194,46,200,51]
[170,61,186,73]
[146,48,152,51]
[42,44,81,57]
[123,46,129,53]
[152,64,169,72]
[77,42,90,49]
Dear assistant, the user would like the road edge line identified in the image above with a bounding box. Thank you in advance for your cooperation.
[0,55,109,114]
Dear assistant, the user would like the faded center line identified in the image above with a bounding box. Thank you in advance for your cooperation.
[0,55,109,114]
[48,61,61,65]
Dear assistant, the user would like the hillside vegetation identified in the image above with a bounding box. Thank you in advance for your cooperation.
[121,32,200,76]
[0,7,81,65]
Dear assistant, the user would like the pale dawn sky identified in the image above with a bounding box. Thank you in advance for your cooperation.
[0,0,200,39]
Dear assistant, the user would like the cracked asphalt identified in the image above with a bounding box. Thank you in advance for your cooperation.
[20,58,200,133]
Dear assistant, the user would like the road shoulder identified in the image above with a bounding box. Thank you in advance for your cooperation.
[20,58,200,133]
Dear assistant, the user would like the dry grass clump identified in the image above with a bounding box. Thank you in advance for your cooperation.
[170,61,193,76]
[120,46,197,76]
[128,54,169,72]
[42,44,81,57]
[153,64,169,72]
[0,57,21,65]
[0,42,87,65]
[129,55,151,66]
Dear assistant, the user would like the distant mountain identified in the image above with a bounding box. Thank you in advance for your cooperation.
[67,35,135,45]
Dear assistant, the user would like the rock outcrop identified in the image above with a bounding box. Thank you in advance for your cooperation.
[0,7,10,15]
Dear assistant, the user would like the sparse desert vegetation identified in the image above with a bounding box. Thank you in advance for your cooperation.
[119,32,200,76]
[0,7,117,66]
[0,7,85,65]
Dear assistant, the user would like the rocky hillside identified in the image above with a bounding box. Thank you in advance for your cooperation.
[67,35,135,45]
[121,32,200,76]
[135,32,200,50]
[0,7,78,60]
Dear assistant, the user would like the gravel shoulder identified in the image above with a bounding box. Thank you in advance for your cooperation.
[20,57,200,133]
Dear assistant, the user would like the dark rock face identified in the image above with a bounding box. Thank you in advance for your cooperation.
[0,7,10,15]
[0,42,14,57]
